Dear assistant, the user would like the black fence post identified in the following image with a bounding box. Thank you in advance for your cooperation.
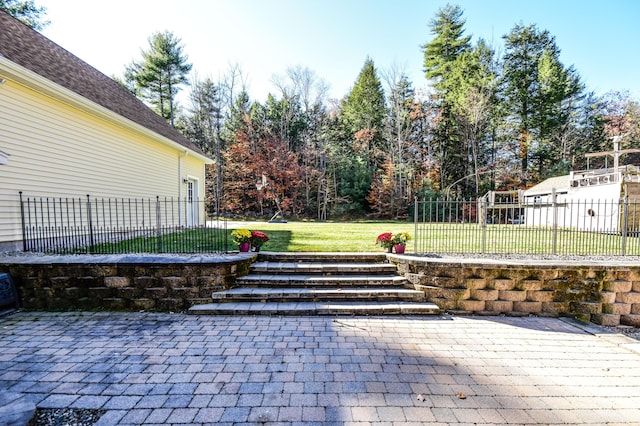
[86,194,94,254]
[480,197,487,253]
[414,197,418,254]
[19,191,27,252]
[552,189,558,255]
[622,197,629,256]
[156,196,162,253]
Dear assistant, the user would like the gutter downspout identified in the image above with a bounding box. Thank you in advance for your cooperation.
[179,150,188,226]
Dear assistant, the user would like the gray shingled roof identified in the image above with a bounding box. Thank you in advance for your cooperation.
[0,10,207,158]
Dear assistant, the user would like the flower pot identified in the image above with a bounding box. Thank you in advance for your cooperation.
[393,244,406,254]
[239,242,250,252]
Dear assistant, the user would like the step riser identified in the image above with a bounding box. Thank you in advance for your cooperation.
[250,266,399,275]
[257,253,389,263]
[192,310,441,316]
[190,303,441,316]
[215,298,427,304]
[236,279,411,287]
[213,295,427,302]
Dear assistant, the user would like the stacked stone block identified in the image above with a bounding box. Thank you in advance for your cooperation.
[395,256,640,327]
[0,256,254,312]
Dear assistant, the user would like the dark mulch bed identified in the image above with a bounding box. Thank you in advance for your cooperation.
[27,408,106,426]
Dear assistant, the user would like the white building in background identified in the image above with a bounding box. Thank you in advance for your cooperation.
[522,165,640,233]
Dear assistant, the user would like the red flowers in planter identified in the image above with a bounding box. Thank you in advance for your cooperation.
[250,230,269,250]
[376,231,411,253]
[375,232,394,249]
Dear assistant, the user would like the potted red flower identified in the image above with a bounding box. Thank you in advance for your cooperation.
[375,232,394,252]
[250,230,269,252]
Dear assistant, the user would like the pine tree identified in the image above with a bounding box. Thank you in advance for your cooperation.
[178,76,224,216]
[337,58,386,213]
[423,4,471,91]
[0,0,48,30]
[126,31,192,126]
[422,4,472,192]
[501,23,583,181]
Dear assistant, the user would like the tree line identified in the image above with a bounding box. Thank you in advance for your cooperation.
[6,2,640,219]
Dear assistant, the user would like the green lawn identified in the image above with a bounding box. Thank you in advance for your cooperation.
[229,221,414,252]
[86,220,414,254]
[86,219,640,255]
[234,221,640,255]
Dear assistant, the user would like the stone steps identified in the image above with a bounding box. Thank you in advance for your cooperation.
[211,287,428,302]
[253,252,389,263]
[189,252,440,316]
[236,274,409,287]
[249,261,399,275]
[189,301,441,316]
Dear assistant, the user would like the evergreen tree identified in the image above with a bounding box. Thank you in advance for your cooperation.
[534,48,583,176]
[180,76,221,157]
[126,31,192,126]
[337,58,386,213]
[0,0,48,30]
[224,90,252,140]
[422,3,472,191]
[258,94,307,152]
[502,24,545,178]
[570,92,607,170]
[501,23,583,181]
[341,58,386,140]
[423,4,471,91]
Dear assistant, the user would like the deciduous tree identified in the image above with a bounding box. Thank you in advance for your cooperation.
[178,75,224,215]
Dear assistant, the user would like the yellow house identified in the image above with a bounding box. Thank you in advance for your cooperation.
[0,11,213,251]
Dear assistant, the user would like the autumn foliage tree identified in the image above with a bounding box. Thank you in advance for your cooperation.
[367,157,410,219]
[223,111,303,218]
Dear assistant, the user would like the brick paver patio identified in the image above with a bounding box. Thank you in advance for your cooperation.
[1,311,640,425]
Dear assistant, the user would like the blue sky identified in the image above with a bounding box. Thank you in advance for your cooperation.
[39,0,640,102]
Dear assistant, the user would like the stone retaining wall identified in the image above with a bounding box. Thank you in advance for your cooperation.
[389,255,640,327]
[0,254,255,312]
[3,253,640,327]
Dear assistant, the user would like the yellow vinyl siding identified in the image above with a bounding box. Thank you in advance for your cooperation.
[3,82,179,196]
[0,79,208,247]
[183,156,206,188]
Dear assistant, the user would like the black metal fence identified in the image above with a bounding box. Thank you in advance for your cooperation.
[20,193,228,254]
[414,197,640,256]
